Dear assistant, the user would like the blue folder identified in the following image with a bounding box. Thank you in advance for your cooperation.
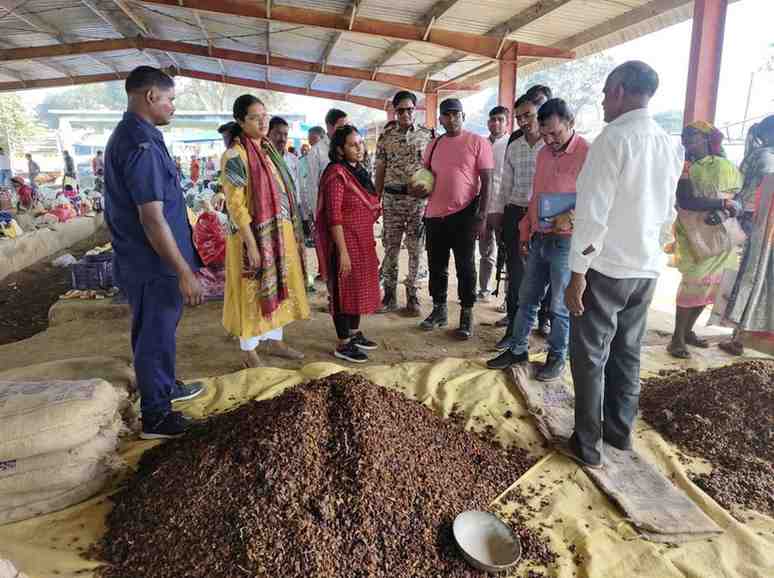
[538,192,576,232]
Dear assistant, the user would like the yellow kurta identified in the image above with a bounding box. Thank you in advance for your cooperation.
[221,144,310,339]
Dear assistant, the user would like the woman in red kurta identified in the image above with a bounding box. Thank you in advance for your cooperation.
[316,125,381,363]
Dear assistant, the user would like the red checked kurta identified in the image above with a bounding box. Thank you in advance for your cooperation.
[317,164,381,315]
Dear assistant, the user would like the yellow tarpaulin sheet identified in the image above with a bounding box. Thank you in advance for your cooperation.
[0,348,772,578]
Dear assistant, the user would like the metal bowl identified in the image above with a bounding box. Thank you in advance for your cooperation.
[453,511,522,573]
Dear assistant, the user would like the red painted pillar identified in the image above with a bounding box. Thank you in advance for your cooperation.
[684,0,728,125]
[498,45,518,131]
[424,92,438,130]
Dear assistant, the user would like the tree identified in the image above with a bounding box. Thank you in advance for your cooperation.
[174,78,288,113]
[36,81,126,127]
[0,93,43,154]
[653,110,684,134]
[519,52,617,129]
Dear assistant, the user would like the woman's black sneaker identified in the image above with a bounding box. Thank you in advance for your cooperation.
[351,331,378,350]
[334,340,368,363]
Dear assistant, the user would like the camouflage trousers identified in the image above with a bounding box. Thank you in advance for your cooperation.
[382,192,427,296]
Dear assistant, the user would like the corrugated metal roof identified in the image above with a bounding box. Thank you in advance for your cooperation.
[0,0,713,109]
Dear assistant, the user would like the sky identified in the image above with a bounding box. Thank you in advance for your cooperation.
[14,0,774,131]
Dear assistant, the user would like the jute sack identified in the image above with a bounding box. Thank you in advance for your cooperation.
[0,473,108,526]
[0,415,122,494]
[0,379,124,460]
[0,559,30,578]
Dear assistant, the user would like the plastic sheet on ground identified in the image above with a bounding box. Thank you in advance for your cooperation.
[0,348,771,578]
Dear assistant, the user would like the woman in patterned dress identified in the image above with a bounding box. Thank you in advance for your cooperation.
[221,94,310,368]
[316,126,382,363]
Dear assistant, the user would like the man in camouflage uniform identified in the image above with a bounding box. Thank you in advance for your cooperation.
[374,91,435,316]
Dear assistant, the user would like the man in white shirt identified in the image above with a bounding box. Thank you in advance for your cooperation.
[0,147,12,188]
[306,109,349,223]
[562,61,683,468]
[478,106,510,302]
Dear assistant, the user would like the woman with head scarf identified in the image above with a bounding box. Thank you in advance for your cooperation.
[719,115,774,356]
[221,94,310,368]
[668,120,743,359]
[316,125,381,363]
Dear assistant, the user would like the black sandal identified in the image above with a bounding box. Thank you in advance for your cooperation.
[667,342,691,359]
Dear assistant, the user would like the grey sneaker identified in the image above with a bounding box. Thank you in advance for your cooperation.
[536,353,565,382]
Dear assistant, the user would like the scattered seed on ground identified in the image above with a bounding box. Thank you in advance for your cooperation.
[640,359,773,516]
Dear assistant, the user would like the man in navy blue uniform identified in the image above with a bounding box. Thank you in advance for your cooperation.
[105,66,205,439]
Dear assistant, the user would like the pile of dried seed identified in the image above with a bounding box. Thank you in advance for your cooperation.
[92,373,554,577]
[640,360,773,516]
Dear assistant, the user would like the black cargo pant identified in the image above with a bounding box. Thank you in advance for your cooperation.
[570,269,657,464]
[424,198,478,309]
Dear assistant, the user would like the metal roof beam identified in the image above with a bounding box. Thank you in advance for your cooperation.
[81,1,162,67]
[176,68,390,111]
[470,0,694,84]
[422,0,463,41]
[0,71,130,92]
[488,0,574,39]
[0,37,480,92]
[112,0,151,35]
[422,0,574,87]
[142,0,573,60]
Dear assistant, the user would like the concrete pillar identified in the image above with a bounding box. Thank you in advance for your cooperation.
[498,45,518,131]
[684,0,728,125]
[424,92,438,130]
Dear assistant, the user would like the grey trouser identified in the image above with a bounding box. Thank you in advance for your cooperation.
[570,269,657,464]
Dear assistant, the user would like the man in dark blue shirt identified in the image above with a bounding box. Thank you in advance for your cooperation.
[104,66,204,439]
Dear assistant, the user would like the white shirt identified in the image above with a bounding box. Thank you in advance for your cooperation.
[487,133,509,213]
[571,108,683,279]
[306,135,330,220]
[0,152,10,170]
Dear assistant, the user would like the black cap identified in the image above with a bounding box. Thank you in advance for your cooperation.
[439,98,463,115]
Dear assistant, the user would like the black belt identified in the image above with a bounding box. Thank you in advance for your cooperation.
[384,184,408,195]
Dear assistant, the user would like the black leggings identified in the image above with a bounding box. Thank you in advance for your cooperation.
[334,314,361,340]
[329,249,361,340]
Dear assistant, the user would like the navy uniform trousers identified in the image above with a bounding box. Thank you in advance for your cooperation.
[124,275,183,418]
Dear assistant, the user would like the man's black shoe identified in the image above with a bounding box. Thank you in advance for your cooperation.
[140,411,192,440]
[486,350,528,370]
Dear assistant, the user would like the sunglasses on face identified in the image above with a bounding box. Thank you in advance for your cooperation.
[396,107,415,115]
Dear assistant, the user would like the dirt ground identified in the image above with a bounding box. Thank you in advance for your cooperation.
[0,224,705,379]
[0,227,113,346]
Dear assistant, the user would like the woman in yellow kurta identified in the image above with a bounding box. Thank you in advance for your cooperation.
[221,95,310,367]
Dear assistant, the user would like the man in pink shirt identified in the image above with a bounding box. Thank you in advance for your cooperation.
[414,98,495,339]
[488,99,590,380]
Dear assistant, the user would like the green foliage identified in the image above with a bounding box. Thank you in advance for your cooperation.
[653,109,684,134]
[174,78,288,113]
[36,81,126,127]
[520,53,617,121]
[0,93,43,154]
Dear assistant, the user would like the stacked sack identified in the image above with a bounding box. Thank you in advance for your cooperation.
[0,379,126,525]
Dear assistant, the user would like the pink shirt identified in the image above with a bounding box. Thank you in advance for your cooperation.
[423,130,494,218]
[519,133,590,242]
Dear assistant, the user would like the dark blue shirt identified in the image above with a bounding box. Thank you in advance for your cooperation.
[104,112,199,284]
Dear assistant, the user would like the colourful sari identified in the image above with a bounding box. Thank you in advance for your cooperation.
[221,138,310,340]
[724,148,774,348]
[675,155,742,307]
